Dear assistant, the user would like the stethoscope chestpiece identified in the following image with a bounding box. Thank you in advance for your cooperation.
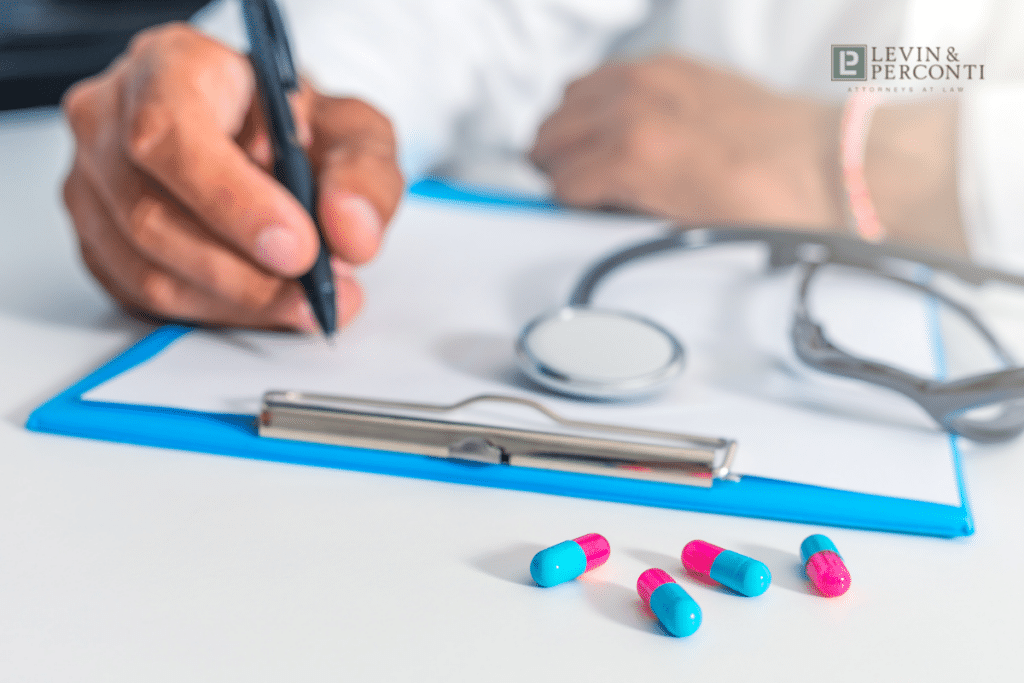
[515,307,685,400]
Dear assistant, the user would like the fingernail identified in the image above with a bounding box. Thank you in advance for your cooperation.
[337,194,383,239]
[255,224,304,273]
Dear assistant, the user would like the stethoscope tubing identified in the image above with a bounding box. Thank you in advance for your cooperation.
[539,223,1024,442]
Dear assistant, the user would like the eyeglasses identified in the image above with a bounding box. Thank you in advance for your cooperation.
[566,226,1024,443]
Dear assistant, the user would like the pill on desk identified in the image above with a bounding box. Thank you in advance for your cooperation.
[800,534,851,597]
[681,539,772,597]
[637,568,702,637]
[530,533,610,587]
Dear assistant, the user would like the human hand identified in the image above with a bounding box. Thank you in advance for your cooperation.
[531,56,844,230]
[63,23,403,331]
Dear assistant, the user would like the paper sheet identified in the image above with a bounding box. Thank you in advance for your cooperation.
[87,197,964,506]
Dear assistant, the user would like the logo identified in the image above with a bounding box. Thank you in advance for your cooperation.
[832,45,866,81]
[830,45,984,92]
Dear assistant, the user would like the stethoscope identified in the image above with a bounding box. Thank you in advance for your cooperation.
[514,226,1024,443]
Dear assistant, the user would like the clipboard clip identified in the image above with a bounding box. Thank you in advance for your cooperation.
[259,391,739,488]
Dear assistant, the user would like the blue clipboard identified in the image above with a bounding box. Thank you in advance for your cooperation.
[26,180,974,538]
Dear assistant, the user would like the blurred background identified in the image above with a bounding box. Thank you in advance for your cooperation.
[1,0,209,110]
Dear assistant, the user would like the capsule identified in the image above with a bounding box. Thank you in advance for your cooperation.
[530,533,610,587]
[636,568,702,637]
[681,540,771,597]
[800,534,851,597]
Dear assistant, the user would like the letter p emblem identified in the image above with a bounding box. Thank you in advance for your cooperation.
[832,45,867,81]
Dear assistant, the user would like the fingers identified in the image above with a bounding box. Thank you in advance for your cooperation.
[532,103,652,211]
[544,144,642,210]
[530,60,709,215]
[118,25,319,279]
[62,23,368,332]
[531,65,629,169]
[62,24,396,332]
[64,164,339,331]
[310,97,404,264]
[531,66,647,209]
[531,114,608,176]
[124,99,320,280]
[236,100,274,171]
[125,188,287,312]
[66,70,307,324]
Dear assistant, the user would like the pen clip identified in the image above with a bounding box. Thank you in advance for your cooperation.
[244,0,298,91]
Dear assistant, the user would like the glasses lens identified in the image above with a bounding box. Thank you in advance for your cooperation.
[805,263,1011,382]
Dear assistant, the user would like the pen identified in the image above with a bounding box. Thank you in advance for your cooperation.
[241,0,336,336]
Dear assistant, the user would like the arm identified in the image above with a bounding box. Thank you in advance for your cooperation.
[957,88,1024,273]
[867,100,966,256]
[63,0,652,329]
[531,0,1024,265]
[530,55,971,257]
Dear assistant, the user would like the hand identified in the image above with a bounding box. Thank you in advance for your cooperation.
[531,56,844,229]
[63,23,404,331]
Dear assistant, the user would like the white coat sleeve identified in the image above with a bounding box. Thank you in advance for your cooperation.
[903,0,1024,271]
[193,0,650,180]
[960,85,1024,273]
[947,1,1024,272]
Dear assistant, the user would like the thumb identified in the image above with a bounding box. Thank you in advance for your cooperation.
[309,96,405,264]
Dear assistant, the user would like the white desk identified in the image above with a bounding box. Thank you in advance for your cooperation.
[2,108,1023,682]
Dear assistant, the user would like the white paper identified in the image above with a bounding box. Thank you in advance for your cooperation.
[87,197,964,506]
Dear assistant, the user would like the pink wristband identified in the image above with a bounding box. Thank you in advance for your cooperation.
[840,93,885,242]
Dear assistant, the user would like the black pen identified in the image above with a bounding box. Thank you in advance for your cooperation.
[241,0,336,336]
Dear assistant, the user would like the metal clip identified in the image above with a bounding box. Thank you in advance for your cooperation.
[260,391,738,488]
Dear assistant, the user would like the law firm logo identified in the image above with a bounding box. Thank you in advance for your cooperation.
[832,45,867,80]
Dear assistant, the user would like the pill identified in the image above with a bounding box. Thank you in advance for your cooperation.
[800,534,851,597]
[681,539,771,597]
[530,533,610,587]
[636,568,702,637]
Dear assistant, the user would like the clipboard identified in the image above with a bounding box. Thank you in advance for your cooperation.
[25,180,975,538]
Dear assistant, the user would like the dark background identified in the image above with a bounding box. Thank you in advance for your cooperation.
[1,0,210,110]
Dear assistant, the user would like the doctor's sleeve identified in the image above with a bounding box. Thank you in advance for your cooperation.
[959,87,1024,273]
[938,0,1024,272]
[193,0,652,181]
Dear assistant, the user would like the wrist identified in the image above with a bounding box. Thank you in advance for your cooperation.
[864,100,967,255]
[753,97,846,230]
[840,93,885,242]
[812,102,847,231]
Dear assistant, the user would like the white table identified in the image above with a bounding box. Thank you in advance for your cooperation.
[2,108,1023,683]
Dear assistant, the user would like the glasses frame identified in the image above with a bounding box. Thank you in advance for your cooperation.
[569,225,1024,443]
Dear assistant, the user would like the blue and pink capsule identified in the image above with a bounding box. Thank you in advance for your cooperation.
[800,534,851,597]
[530,533,610,587]
[682,540,772,597]
[637,568,702,637]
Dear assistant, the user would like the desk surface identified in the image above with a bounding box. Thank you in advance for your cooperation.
[2,108,1023,683]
